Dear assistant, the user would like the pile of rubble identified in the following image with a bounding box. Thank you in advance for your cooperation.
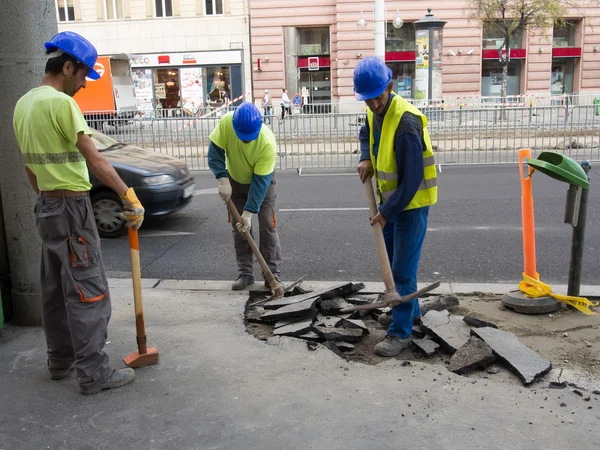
[245,282,553,386]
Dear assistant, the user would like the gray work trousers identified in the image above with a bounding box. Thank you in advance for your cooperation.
[35,195,112,387]
[230,177,282,278]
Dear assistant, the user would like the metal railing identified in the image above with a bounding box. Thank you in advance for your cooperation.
[87,103,600,170]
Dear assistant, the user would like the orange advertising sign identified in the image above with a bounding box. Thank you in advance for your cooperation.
[74,56,115,112]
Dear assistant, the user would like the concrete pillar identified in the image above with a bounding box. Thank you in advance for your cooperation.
[284,26,298,95]
[374,0,386,62]
[0,0,58,325]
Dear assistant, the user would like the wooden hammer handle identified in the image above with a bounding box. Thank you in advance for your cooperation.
[364,178,396,295]
[128,227,147,355]
[227,200,278,289]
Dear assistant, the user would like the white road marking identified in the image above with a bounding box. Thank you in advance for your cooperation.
[193,188,218,196]
[278,207,369,212]
[101,230,196,240]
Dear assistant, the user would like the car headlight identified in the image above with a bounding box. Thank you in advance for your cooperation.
[141,174,175,185]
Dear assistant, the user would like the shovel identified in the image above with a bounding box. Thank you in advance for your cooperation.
[124,228,159,368]
[227,200,285,300]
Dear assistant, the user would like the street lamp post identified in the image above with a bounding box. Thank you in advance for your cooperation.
[357,2,404,62]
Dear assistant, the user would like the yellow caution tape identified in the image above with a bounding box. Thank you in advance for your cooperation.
[519,273,599,315]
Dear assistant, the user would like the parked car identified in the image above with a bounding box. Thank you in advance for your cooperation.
[90,130,196,238]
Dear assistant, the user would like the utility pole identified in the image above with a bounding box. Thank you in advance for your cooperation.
[374,0,386,62]
[0,0,57,325]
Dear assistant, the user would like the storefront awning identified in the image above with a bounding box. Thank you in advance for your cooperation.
[385,51,416,62]
[482,48,526,60]
[552,47,582,58]
[297,56,331,70]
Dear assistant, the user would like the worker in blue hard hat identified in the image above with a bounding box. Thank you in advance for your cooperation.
[354,56,438,357]
[208,102,283,291]
[12,31,144,394]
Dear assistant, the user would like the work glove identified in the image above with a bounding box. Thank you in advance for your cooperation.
[120,188,145,230]
[236,210,253,234]
[217,177,232,203]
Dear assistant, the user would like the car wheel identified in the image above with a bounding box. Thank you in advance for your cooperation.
[92,191,126,238]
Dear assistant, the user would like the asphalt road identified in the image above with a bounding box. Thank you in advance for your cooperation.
[101,164,600,285]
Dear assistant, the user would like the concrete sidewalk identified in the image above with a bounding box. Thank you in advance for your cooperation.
[1,280,599,450]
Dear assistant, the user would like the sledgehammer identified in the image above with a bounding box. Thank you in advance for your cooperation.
[228,200,285,300]
[350,178,441,312]
[124,228,159,368]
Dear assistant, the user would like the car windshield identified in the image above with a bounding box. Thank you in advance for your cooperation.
[91,129,125,151]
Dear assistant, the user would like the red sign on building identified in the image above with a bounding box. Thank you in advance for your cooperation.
[308,57,319,71]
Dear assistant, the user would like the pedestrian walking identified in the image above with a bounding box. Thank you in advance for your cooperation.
[281,88,291,120]
[12,31,145,394]
[208,103,283,291]
[354,57,438,357]
[262,89,272,124]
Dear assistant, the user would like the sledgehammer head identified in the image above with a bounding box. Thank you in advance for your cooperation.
[124,347,159,368]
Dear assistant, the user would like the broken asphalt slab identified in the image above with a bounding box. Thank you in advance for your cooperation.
[421,294,459,315]
[471,327,552,385]
[273,318,314,337]
[448,336,496,375]
[412,338,440,356]
[421,310,471,353]
[320,297,354,315]
[262,283,355,309]
[261,298,318,322]
[313,326,364,343]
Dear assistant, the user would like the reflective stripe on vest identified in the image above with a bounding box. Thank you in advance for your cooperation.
[367,93,438,211]
[23,152,86,165]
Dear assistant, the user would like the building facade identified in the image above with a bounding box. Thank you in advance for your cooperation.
[56,0,252,115]
[249,0,600,105]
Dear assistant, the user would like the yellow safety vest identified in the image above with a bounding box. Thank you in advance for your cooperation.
[368,94,437,210]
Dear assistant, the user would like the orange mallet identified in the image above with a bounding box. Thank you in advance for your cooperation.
[124,227,159,368]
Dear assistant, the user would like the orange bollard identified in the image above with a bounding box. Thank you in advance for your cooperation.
[518,148,537,281]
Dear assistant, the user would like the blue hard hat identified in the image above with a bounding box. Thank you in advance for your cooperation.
[353,56,392,101]
[233,103,263,141]
[44,31,101,80]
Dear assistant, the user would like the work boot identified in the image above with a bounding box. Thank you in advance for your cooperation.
[232,275,254,291]
[79,368,135,395]
[48,360,74,381]
[373,336,411,357]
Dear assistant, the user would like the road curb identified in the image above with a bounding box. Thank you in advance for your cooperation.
[107,278,600,297]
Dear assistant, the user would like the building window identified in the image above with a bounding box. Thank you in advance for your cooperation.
[55,0,75,22]
[481,61,522,97]
[205,0,224,15]
[103,0,125,20]
[553,21,577,47]
[482,23,523,50]
[386,23,415,52]
[155,0,173,17]
[298,27,330,56]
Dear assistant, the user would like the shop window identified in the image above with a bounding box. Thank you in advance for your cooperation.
[551,60,575,95]
[388,63,415,99]
[481,61,521,97]
[154,0,173,17]
[386,23,415,52]
[205,0,223,15]
[206,67,231,107]
[298,27,330,56]
[103,0,125,20]
[553,21,577,47]
[482,23,522,50]
[55,0,75,22]
[154,69,180,110]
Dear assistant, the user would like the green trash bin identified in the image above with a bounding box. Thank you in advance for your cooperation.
[527,151,590,189]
